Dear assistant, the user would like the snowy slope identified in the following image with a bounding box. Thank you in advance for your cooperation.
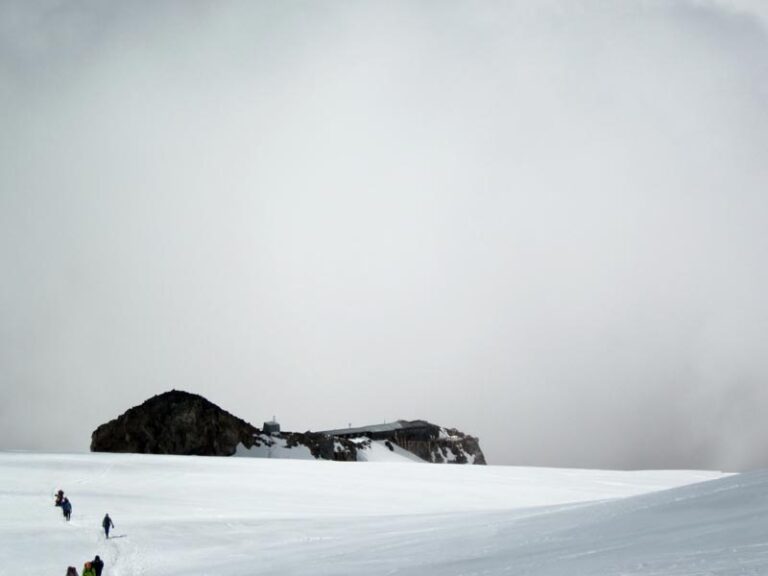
[234,437,315,459]
[0,452,750,576]
[233,435,429,462]
[352,439,426,463]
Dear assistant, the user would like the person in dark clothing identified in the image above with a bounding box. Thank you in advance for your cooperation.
[66,566,79,576]
[91,555,104,576]
[55,490,65,507]
[62,498,72,521]
[102,514,114,538]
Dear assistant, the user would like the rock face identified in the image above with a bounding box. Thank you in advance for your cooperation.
[395,423,486,465]
[319,420,487,464]
[238,431,361,461]
[433,426,486,465]
[91,390,259,456]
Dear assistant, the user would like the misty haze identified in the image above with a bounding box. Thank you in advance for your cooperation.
[2,0,768,472]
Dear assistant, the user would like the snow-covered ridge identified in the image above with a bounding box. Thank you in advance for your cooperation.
[91,390,486,464]
[315,419,486,464]
[234,419,486,464]
[235,435,433,463]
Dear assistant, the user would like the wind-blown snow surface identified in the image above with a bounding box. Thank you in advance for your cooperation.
[2,452,760,575]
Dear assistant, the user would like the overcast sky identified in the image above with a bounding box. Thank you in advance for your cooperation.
[1,0,767,470]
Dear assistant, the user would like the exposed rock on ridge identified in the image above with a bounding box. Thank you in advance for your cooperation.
[245,431,359,461]
[91,390,486,464]
[91,390,259,456]
[323,420,486,464]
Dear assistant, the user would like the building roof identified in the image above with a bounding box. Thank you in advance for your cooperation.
[319,420,433,437]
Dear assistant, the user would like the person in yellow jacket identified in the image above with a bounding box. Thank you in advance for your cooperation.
[82,562,96,576]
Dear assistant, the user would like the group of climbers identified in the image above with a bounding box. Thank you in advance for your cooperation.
[66,555,103,576]
[55,489,116,575]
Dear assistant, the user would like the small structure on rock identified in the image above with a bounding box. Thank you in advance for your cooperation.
[262,418,280,435]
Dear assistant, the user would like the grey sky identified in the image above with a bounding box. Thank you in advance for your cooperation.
[1,0,767,470]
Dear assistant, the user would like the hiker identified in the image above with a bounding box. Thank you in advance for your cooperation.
[91,555,104,576]
[62,497,72,521]
[82,562,96,576]
[65,567,78,576]
[102,513,114,538]
[55,490,65,507]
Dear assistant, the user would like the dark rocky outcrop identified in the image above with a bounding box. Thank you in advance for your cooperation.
[91,390,486,464]
[91,390,260,456]
[433,427,486,465]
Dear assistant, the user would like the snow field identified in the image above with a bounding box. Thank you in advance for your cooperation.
[0,451,745,575]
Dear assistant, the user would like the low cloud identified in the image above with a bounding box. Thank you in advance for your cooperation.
[1,0,767,470]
